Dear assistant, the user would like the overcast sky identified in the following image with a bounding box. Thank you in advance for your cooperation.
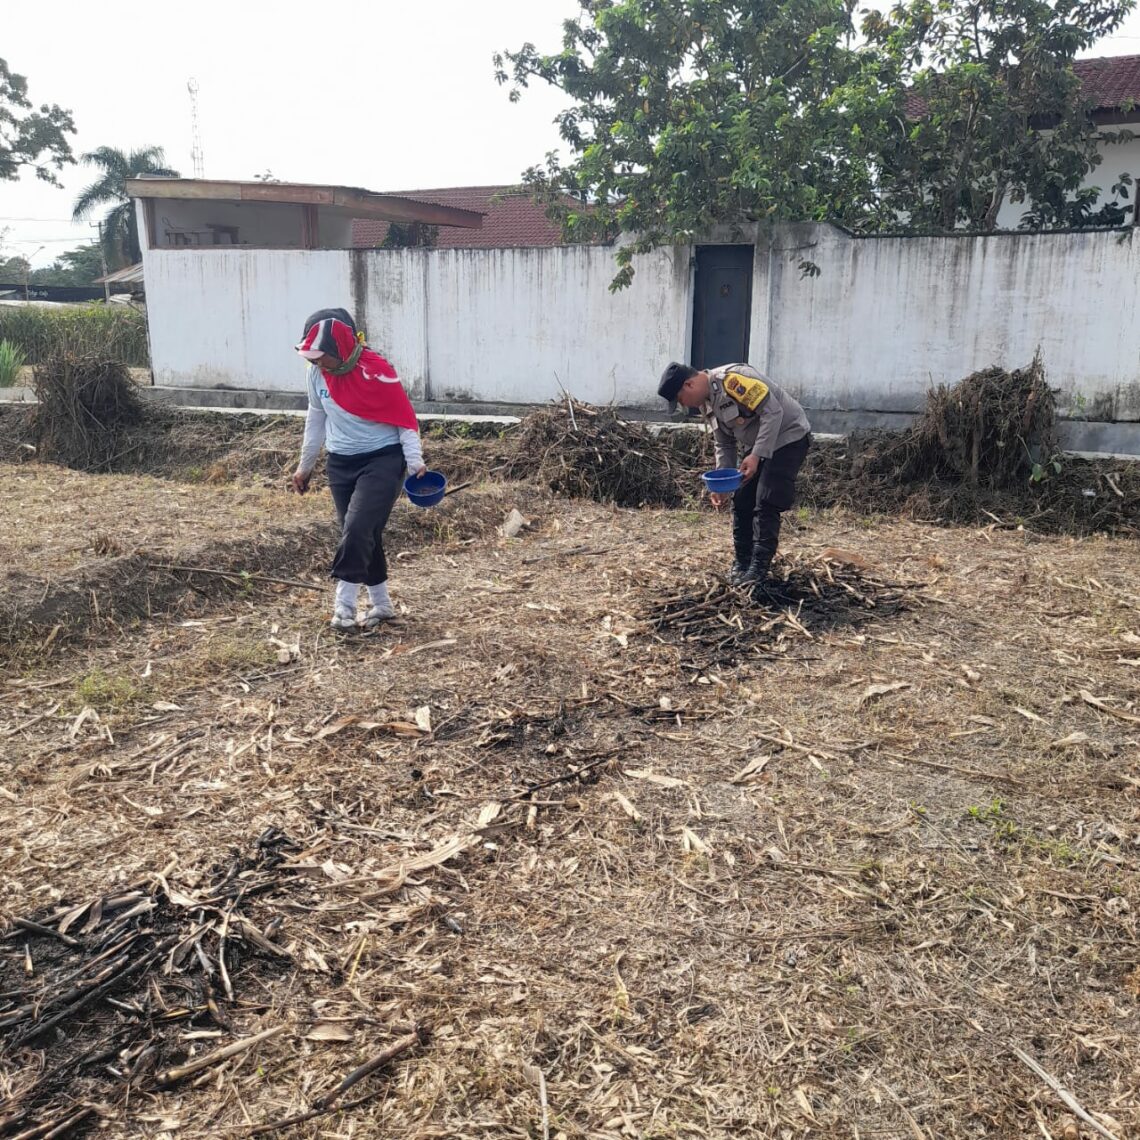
[5,0,1140,266]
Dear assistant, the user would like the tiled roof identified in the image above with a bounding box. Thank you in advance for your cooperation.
[903,53,1140,119]
[1073,53,1140,112]
[352,185,578,249]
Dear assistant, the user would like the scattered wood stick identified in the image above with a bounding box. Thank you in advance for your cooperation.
[154,1025,285,1087]
[246,1026,430,1135]
[1079,689,1140,725]
[443,480,472,496]
[149,564,326,593]
[876,1082,929,1140]
[9,1105,96,1140]
[882,749,1026,788]
[10,918,81,948]
[1011,1046,1121,1140]
[507,752,618,802]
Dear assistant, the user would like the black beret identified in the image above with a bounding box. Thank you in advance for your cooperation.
[658,361,695,406]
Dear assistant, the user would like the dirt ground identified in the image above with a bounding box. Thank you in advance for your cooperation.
[1,457,1138,1139]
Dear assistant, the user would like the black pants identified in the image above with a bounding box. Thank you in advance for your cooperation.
[732,433,811,569]
[326,446,406,586]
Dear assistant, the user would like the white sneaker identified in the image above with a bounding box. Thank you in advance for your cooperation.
[330,605,357,631]
[362,603,395,629]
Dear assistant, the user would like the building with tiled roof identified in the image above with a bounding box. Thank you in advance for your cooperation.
[902,54,1140,228]
[904,53,1140,122]
[352,185,590,250]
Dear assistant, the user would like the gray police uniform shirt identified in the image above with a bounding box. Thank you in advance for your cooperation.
[703,363,811,469]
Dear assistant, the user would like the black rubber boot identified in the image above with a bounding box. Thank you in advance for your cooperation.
[729,494,753,585]
[747,507,782,599]
[729,556,752,585]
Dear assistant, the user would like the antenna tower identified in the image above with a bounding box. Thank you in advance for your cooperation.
[187,78,205,178]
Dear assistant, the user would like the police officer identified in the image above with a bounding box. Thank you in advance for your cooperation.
[658,361,812,591]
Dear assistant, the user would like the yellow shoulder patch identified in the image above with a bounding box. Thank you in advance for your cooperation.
[723,371,769,412]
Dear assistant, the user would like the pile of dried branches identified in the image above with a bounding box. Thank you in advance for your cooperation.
[647,555,915,672]
[506,397,691,507]
[800,358,1139,535]
[890,353,1058,489]
[0,829,299,1136]
[32,353,142,471]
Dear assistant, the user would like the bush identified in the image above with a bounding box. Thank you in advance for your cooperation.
[0,339,25,387]
[32,353,142,471]
[0,303,149,366]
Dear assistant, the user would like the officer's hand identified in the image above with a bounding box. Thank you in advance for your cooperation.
[290,469,310,495]
[739,454,760,482]
[709,491,730,510]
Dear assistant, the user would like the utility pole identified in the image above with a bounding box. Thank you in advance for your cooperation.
[92,222,111,301]
[24,245,44,301]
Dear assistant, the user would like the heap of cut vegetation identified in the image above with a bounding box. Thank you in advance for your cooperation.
[32,352,142,471]
[507,397,693,507]
[878,353,1058,489]
[801,358,1140,535]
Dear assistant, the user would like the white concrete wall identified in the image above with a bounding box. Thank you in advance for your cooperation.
[141,224,1140,423]
[421,246,689,405]
[755,224,1140,421]
[144,249,352,389]
[144,244,692,406]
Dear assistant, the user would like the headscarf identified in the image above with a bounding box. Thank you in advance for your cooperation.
[295,311,418,432]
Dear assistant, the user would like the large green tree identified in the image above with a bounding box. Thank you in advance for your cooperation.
[850,0,1136,232]
[31,243,106,286]
[496,0,1135,286]
[72,145,179,268]
[0,58,75,183]
[495,0,867,288]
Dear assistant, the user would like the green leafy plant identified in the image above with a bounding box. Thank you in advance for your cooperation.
[0,303,148,365]
[0,58,75,183]
[72,145,178,268]
[0,339,24,387]
[1028,450,1064,484]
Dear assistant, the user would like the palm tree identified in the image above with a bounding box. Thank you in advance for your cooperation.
[72,146,179,269]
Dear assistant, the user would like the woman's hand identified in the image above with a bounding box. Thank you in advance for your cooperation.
[411,464,427,479]
[290,469,311,495]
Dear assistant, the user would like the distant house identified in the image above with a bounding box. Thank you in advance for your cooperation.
[352,185,580,250]
[906,54,1140,228]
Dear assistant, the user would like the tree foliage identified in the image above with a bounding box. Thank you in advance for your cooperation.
[0,58,75,183]
[31,243,107,286]
[0,244,106,287]
[495,0,1136,286]
[72,146,179,269]
[496,0,866,288]
[854,0,1136,231]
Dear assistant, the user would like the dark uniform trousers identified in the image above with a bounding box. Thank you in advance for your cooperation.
[731,434,812,570]
[326,445,406,586]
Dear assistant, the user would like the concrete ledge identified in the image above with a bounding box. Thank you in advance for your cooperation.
[144,386,310,412]
[6,384,1139,458]
[124,387,1140,456]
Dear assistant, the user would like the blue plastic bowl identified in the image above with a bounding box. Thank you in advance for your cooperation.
[701,467,743,494]
[404,470,447,508]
